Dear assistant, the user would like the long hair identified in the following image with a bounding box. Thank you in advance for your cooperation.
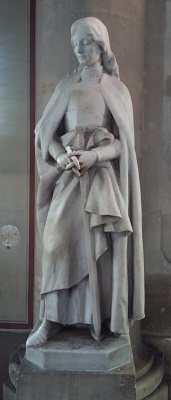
[71,17,120,78]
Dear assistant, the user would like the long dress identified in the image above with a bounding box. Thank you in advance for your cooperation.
[35,67,144,337]
[39,67,133,334]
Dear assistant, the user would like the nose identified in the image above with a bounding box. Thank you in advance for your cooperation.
[77,42,84,53]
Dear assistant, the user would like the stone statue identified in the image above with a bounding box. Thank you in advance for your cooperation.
[26,17,144,347]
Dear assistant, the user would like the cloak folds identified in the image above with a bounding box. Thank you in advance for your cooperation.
[35,71,145,334]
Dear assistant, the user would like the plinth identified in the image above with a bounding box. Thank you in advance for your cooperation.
[16,327,136,400]
[26,326,131,371]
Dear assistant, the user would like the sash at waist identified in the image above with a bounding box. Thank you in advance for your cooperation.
[61,126,114,152]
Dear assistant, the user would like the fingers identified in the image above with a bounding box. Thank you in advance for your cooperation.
[57,152,86,171]
[65,156,80,171]
[72,168,81,176]
[70,150,84,156]
[71,156,80,169]
[65,162,75,170]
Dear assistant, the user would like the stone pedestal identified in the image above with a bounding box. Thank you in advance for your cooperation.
[15,328,136,400]
[26,327,131,371]
[17,356,135,400]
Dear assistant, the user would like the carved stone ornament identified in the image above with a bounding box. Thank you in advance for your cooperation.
[0,225,20,249]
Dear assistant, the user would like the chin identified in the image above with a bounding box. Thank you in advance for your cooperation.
[79,60,86,66]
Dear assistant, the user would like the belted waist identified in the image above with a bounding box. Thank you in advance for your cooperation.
[60,126,114,152]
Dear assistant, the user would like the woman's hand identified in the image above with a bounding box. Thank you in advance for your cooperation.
[57,150,97,173]
[56,153,72,169]
[70,150,97,171]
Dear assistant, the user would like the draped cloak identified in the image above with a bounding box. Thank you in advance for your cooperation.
[35,71,145,334]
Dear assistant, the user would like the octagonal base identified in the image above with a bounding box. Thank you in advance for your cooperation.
[26,326,130,371]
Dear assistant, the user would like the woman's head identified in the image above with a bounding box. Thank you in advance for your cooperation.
[71,17,119,78]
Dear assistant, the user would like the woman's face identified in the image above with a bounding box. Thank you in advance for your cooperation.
[72,27,102,68]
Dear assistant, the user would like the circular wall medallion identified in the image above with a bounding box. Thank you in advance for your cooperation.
[0,225,20,249]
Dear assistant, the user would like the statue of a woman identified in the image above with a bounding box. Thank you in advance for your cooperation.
[26,17,144,347]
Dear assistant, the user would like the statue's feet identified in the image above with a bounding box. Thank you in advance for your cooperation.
[26,318,61,347]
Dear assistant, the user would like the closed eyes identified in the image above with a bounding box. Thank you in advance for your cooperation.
[73,39,92,47]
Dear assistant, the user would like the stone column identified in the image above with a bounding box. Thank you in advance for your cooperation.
[142,1,171,397]
[143,0,171,333]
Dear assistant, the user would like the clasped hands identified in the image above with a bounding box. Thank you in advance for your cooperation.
[56,148,97,175]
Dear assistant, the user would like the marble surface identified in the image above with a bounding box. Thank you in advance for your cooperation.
[26,327,130,371]
[29,16,145,349]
